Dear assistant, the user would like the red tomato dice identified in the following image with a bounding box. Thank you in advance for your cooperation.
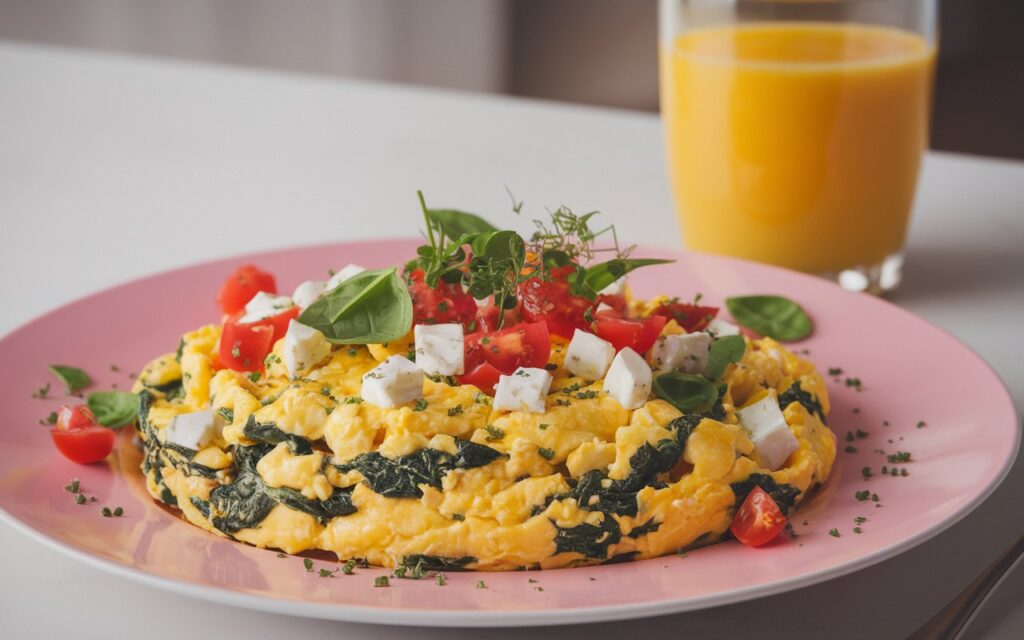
[458,362,504,394]
[463,321,551,376]
[730,486,787,547]
[593,314,667,354]
[407,269,477,326]
[217,265,277,315]
[651,302,719,332]
[219,319,275,372]
[518,266,597,339]
[50,404,115,464]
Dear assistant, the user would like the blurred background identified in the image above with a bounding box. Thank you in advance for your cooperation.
[0,0,1020,160]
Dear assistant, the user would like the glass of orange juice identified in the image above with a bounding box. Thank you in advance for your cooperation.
[660,0,937,293]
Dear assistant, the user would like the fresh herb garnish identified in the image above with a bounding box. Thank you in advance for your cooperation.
[374,576,390,588]
[652,372,719,413]
[724,296,812,341]
[483,425,505,442]
[49,365,93,393]
[854,490,870,501]
[303,558,314,572]
[704,335,746,380]
[86,391,140,428]
[32,382,51,399]
[887,451,912,463]
[412,399,428,412]
[476,579,487,589]
[828,528,841,538]
[447,404,463,417]
[298,267,413,344]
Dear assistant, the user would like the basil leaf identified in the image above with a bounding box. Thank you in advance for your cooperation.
[725,295,813,341]
[705,335,746,381]
[87,391,140,428]
[579,258,673,299]
[652,372,719,413]
[425,209,497,241]
[49,365,92,393]
[299,267,413,344]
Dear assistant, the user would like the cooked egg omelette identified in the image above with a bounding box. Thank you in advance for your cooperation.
[134,320,835,570]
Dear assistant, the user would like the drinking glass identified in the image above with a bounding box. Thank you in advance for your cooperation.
[659,0,937,293]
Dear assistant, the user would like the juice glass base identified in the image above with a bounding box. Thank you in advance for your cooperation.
[823,251,905,295]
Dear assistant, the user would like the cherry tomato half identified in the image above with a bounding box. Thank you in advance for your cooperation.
[458,361,504,394]
[407,269,477,326]
[51,427,117,464]
[519,266,597,339]
[219,319,275,372]
[651,302,719,333]
[217,265,277,315]
[730,486,787,547]
[593,314,667,355]
[463,321,551,376]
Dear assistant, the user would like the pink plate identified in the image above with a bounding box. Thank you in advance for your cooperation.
[0,239,1018,627]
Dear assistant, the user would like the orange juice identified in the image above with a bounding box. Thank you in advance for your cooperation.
[661,23,935,273]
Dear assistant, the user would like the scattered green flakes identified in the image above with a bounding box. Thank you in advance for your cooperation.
[249,371,261,383]
[901,468,909,477]
[392,566,408,579]
[451,513,465,521]
[916,420,927,429]
[528,578,538,583]
[101,507,112,518]
[413,399,428,412]
[555,398,571,407]
[473,393,491,405]
[537,447,555,461]
[374,576,390,588]
[855,429,869,439]
[871,493,880,502]
[436,573,447,586]
[40,411,58,426]
[535,586,545,592]
[783,522,797,539]
[483,425,505,442]
[844,377,862,391]
[304,558,314,572]
[827,367,843,376]
[343,396,364,405]
[320,386,332,397]
[318,568,335,578]
[276,552,287,559]
[845,431,855,442]
[828,528,841,538]
[861,466,873,479]
[476,580,487,589]
[447,404,464,417]
[853,527,863,534]
[538,423,550,431]
[881,465,889,474]
[113,507,123,517]
[844,446,858,454]
[676,549,688,558]
[32,382,51,399]
[852,407,861,414]
[64,478,80,494]
[342,560,357,575]
[854,516,867,525]
[347,348,359,357]
[575,390,598,400]
[887,451,912,463]
[74,494,87,505]
[231,345,241,358]
[854,490,870,501]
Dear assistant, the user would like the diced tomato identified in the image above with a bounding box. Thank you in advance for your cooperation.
[219,319,275,372]
[594,315,667,354]
[50,405,115,464]
[730,486,787,547]
[473,299,523,334]
[518,266,597,339]
[458,362,504,394]
[56,405,98,431]
[235,306,300,344]
[407,269,477,326]
[217,265,277,315]
[464,321,551,374]
[51,427,116,464]
[651,302,719,332]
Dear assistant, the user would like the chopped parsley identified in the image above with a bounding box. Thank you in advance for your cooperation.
[476,579,487,589]
[916,420,927,429]
[39,411,58,426]
[374,576,390,588]
[447,404,464,417]
[343,396,364,405]
[854,516,867,525]
[827,367,843,376]
[249,371,261,382]
[828,528,841,538]
[341,560,356,575]
[861,466,873,479]
[413,399,428,411]
[854,490,870,501]
[436,573,447,586]
[483,425,505,442]
[538,447,555,461]
[318,568,335,578]
[32,382,51,399]
[217,407,235,423]
[844,377,862,391]
[64,478,80,494]
[853,527,863,534]
[101,507,112,517]
[113,507,124,517]
[887,451,912,463]
[304,558,314,572]
[575,390,598,400]
[844,446,858,454]
[538,423,550,431]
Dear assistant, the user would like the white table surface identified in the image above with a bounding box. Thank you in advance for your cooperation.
[1,41,1022,639]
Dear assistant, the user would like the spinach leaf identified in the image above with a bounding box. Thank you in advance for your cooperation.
[334,439,504,498]
[704,335,746,380]
[652,372,720,413]
[778,382,827,425]
[299,267,413,344]
[264,485,356,524]
[553,514,622,559]
[424,208,496,241]
[208,445,278,534]
[49,365,92,393]
[242,416,313,455]
[730,473,801,515]
[87,390,140,428]
[725,295,812,342]
[142,378,183,399]
[578,258,673,298]
[400,554,476,571]
[627,519,660,539]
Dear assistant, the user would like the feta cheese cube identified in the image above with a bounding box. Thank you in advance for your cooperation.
[706,318,741,337]
[238,291,295,323]
[165,411,222,451]
[736,394,800,471]
[361,355,424,408]
[282,319,332,378]
[599,277,626,297]
[493,367,553,413]
[650,332,710,374]
[292,280,328,309]
[414,323,465,375]
[603,347,651,410]
[327,263,367,290]
[564,329,616,381]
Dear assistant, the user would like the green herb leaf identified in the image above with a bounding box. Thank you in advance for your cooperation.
[424,208,497,240]
[704,335,746,380]
[578,258,673,299]
[298,267,413,344]
[724,295,812,342]
[652,372,719,413]
[86,391,140,428]
[49,365,92,393]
